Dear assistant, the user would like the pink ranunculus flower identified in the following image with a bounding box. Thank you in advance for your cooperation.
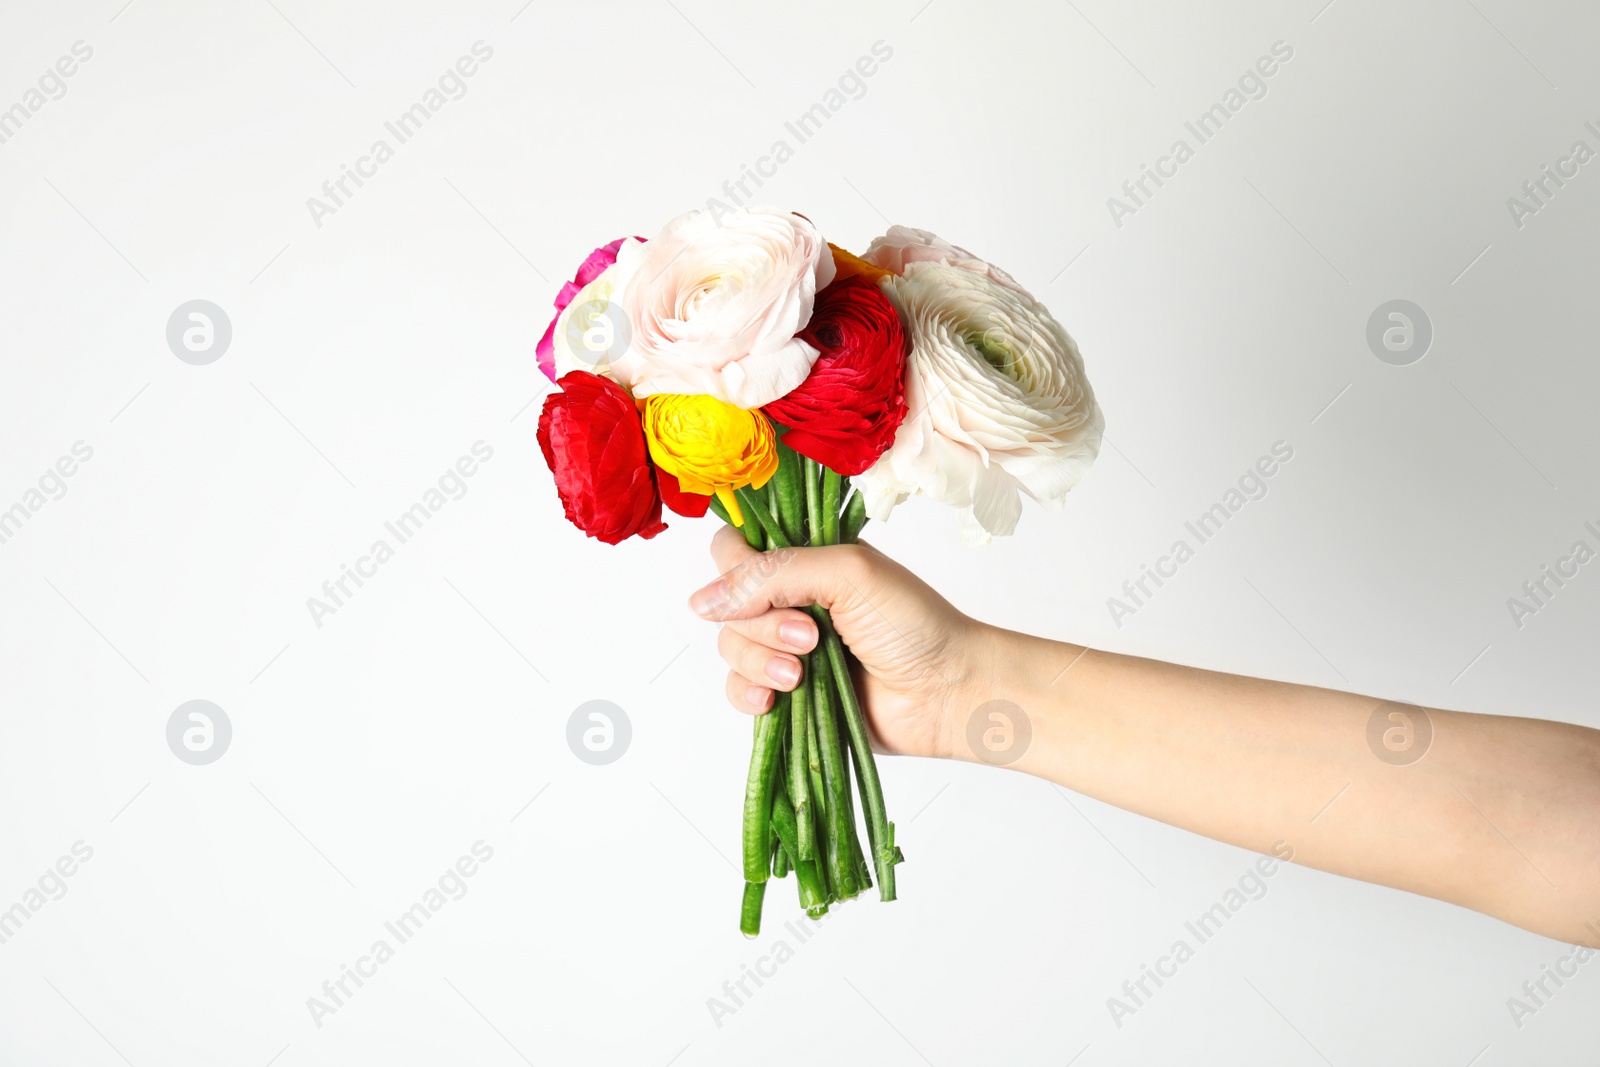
[860,224,1029,295]
[535,236,645,382]
[610,205,836,410]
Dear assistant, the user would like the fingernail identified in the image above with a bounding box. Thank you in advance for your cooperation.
[765,656,801,688]
[689,580,728,618]
[778,620,816,651]
[745,686,772,711]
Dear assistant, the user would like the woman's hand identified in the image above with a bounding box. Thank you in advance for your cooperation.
[688,524,990,760]
[688,522,1600,946]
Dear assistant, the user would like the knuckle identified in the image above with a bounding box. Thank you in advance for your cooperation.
[753,546,796,580]
[832,543,872,582]
[711,523,744,558]
[722,560,775,615]
[758,609,789,641]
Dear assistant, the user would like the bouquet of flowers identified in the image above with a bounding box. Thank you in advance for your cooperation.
[534,206,1103,934]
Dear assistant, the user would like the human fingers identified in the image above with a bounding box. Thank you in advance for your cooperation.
[717,625,804,691]
[725,670,774,715]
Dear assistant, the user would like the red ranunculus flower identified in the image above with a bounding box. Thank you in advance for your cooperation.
[657,469,712,518]
[537,372,668,543]
[763,275,908,475]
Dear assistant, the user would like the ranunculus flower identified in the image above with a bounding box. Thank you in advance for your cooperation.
[762,276,908,476]
[641,394,778,526]
[861,224,1029,295]
[537,371,667,544]
[611,206,836,409]
[540,236,648,383]
[855,261,1103,544]
[657,469,712,518]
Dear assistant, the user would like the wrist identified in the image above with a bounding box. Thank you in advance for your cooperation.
[939,622,1074,769]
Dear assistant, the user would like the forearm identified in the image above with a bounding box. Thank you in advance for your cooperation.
[963,625,1600,945]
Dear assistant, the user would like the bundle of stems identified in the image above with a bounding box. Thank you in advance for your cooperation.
[708,439,903,936]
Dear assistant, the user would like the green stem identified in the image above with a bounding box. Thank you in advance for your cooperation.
[822,468,841,545]
[841,490,868,543]
[827,670,870,891]
[710,491,764,549]
[800,460,859,899]
[809,645,858,899]
[844,730,873,889]
[740,880,766,938]
[804,668,831,899]
[770,730,788,878]
[804,458,824,546]
[758,459,814,866]
[788,666,814,861]
[744,461,897,907]
[809,465,897,901]
[735,487,790,549]
[813,610,898,901]
[795,859,828,918]
[773,443,805,546]
[771,776,829,917]
[742,690,787,883]
[772,839,790,879]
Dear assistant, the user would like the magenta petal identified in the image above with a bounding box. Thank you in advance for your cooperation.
[535,316,558,382]
[573,238,625,288]
[537,282,584,384]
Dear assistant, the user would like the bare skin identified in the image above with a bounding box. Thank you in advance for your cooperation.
[690,525,1600,947]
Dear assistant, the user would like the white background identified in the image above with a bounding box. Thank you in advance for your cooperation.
[2,0,1598,1064]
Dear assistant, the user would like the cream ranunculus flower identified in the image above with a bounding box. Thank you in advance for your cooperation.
[610,206,836,409]
[855,261,1104,544]
[547,237,648,381]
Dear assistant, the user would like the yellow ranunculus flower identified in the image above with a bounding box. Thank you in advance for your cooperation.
[642,394,778,527]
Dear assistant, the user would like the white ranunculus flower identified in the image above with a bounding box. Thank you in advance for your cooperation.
[547,237,648,381]
[856,262,1103,544]
[610,205,836,409]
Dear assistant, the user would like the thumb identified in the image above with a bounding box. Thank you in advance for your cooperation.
[688,524,867,621]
